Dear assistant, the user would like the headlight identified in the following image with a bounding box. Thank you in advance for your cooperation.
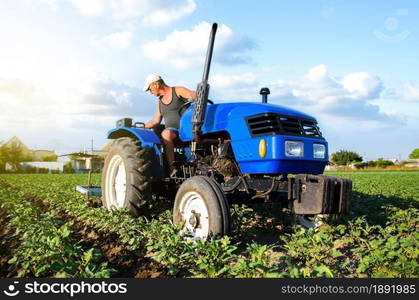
[313,143,326,159]
[285,140,304,157]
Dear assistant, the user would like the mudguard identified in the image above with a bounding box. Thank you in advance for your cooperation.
[107,127,161,148]
[107,127,164,179]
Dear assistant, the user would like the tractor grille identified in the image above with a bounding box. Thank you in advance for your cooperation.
[246,113,323,139]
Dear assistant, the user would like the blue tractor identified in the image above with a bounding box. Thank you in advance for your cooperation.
[100,23,352,239]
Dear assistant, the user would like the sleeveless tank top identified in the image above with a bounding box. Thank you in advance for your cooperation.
[159,87,188,129]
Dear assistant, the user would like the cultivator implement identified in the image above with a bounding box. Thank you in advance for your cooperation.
[75,185,101,197]
[75,171,101,197]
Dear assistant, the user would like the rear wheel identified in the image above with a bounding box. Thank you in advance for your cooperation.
[173,176,230,240]
[101,137,154,216]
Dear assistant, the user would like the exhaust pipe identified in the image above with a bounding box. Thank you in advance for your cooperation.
[192,23,217,141]
[259,87,270,103]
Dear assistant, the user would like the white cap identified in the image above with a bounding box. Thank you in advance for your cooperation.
[143,74,162,91]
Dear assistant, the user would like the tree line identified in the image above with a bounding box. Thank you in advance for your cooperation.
[330,149,419,167]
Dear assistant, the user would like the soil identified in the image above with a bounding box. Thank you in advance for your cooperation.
[0,180,167,278]
[0,209,20,277]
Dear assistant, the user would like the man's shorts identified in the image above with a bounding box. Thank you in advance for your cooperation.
[165,127,179,135]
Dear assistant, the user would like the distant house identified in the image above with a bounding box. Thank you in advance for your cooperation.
[379,158,401,165]
[404,159,419,168]
[4,136,56,161]
[68,142,112,173]
[325,165,338,171]
[70,154,104,173]
[2,136,59,173]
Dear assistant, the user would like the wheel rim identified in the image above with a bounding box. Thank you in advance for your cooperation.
[179,191,210,239]
[105,154,127,209]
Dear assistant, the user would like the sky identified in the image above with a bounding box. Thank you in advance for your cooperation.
[0,0,418,161]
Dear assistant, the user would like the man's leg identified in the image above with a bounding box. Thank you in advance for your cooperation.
[161,129,177,170]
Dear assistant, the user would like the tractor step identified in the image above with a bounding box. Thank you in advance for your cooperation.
[75,185,102,196]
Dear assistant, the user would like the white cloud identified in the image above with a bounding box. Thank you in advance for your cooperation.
[68,0,196,25]
[211,73,257,89]
[69,0,105,16]
[0,61,158,153]
[0,64,158,153]
[206,65,392,124]
[70,0,107,16]
[143,22,256,68]
[0,78,54,120]
[402,82,419,102]
[0,61,154,128]
[142,0,196,26]
[271,64,383,104]
[342,72,382,99]
[209,73,258,101]
[35,0,59,9]
[101,31,133,49]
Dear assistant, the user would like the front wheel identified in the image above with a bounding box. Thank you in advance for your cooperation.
[173,176,230,240]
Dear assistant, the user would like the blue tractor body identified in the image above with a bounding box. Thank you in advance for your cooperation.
[107,101,328,176]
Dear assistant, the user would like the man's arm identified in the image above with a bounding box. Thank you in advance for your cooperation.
[144,101,163,129]
[175,86,196,100]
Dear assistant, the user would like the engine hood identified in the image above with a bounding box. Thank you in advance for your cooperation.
[179,102,318,141]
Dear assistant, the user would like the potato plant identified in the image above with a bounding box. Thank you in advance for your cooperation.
[0,171,417,278]
[0,184,114,277]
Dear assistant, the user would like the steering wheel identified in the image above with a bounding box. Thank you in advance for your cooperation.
[134,122,145,128]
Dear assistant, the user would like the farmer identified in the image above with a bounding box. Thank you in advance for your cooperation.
[143,74,196,172]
